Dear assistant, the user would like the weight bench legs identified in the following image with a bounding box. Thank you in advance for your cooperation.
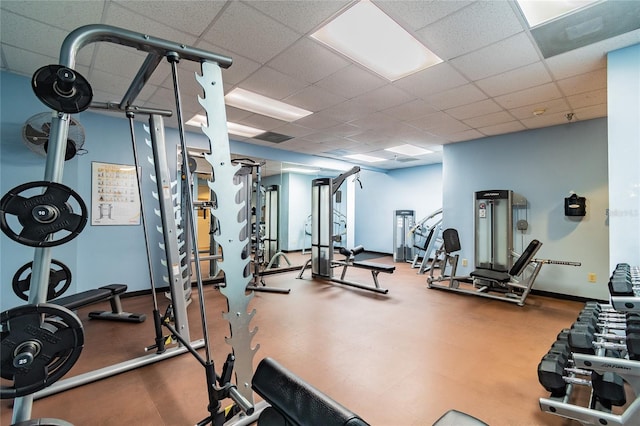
[88,292,146,323]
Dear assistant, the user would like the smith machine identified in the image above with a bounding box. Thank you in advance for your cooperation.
[0,24,265,425]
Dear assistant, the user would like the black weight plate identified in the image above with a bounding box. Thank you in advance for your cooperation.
[12,259,72,301]
[0,303,84,399]
[0,181,88,248]
[32,65,93,114]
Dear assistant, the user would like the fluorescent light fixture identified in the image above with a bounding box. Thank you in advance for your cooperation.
[281,167,320,174]
[186,114,207,127]
[185,114,266,138]
[385,144,432,156]
[310,1,442,81]
[225,88,313,122]
[227,122,266,138]
[516,0,598,27]
[345,153,386,163]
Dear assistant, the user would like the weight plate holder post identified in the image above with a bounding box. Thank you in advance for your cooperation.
[13,259,72,302]
[0,303,85,399]
[0,181,88,248]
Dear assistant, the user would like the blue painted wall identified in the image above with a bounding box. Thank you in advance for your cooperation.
[443,118,609,299]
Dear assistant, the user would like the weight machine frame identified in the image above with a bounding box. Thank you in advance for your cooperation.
[12,24,264,425]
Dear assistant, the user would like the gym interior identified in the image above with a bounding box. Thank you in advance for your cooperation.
[0,1,639,425]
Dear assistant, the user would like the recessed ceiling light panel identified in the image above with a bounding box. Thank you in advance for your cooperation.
[516,0,598,27]
[385,144,433,156]
[345,153,386,163]
[311,1,442,81]
[225,88,312,122]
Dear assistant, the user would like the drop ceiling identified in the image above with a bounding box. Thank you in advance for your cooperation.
[1,0,639,171]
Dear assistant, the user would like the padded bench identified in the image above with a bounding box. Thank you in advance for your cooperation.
[352,260,395,274]
[52,284,146,323]
[252,357,369,426]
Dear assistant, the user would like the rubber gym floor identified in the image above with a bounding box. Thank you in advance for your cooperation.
[2,252,596,425]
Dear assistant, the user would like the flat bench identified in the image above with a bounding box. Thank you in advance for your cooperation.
[352,260,395,273]
[252,357,369,426]
[52,284,146,323]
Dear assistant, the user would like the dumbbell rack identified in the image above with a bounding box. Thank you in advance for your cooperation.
[539,264,640,425]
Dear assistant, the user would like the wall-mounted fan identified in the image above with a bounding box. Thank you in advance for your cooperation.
[21,112,86,161]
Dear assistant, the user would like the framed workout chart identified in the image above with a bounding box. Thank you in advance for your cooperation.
[91,162,141,226]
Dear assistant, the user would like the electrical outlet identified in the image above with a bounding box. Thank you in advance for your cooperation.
[462,258,468,267]
[588,273,597,283]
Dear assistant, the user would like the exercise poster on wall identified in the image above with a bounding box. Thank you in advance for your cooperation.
[91,162,141,226]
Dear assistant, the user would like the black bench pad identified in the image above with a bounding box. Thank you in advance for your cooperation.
[470,268,510,283]
[252,357,369,426]
[433,409,488,426]
[52,284,127,310]
[352,261,395,273]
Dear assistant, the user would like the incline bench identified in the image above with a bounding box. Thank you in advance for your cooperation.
[53,284,146,323]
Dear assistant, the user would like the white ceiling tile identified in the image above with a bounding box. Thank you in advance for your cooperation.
[245,0,350,35]
[92,45,147,78]
[268,38,350,84]
[319,99,379,122]
[1,45,57,78]
[201,2,300,64]
[0,12,94,67]
[271,123,316,138]
[323,123,362,138]
[416,0,525,60]
[478,121,526,136]
[114,1,224,37]
[446,129,485,143]
[393,62,468,99]
[567,89,607,110]
[447,100,503,121]
[1,0,104,32]
[574,104,607,121]
[427,119,471,137]
[315,65,387,99]
[239,66,309,100]
[351,85,414,112]
[557,68,607,96]
[382,99,439,122]
[427,84,488,110]
[374,0,472,31]
[104,3,198,48]
[508,98,571,120]
[284,85,346,112]
[349,113,401,131]
[475,62,552,97]
[408,112,470,135]
[464,111,515,129]
[450,32,540,81]
[494,82,563,110]
[520,111,573,129]
[237,114,288,131]
[346,130,389,145]
[196,40,262,86]
[293,111,342,130]
[299,131,336,143]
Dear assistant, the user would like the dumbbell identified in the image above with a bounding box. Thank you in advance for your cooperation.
[537,342,627,406]
[568,321,640,360]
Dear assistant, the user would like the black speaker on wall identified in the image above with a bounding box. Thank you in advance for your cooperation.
[565,193,586,217]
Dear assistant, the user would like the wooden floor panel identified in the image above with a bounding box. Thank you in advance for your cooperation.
[1,254,585,425]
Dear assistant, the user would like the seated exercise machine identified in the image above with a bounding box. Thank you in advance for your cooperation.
[252,357,487,426]
[427,229,580,306]
[299,245,394,294]
[408,208,444,274]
